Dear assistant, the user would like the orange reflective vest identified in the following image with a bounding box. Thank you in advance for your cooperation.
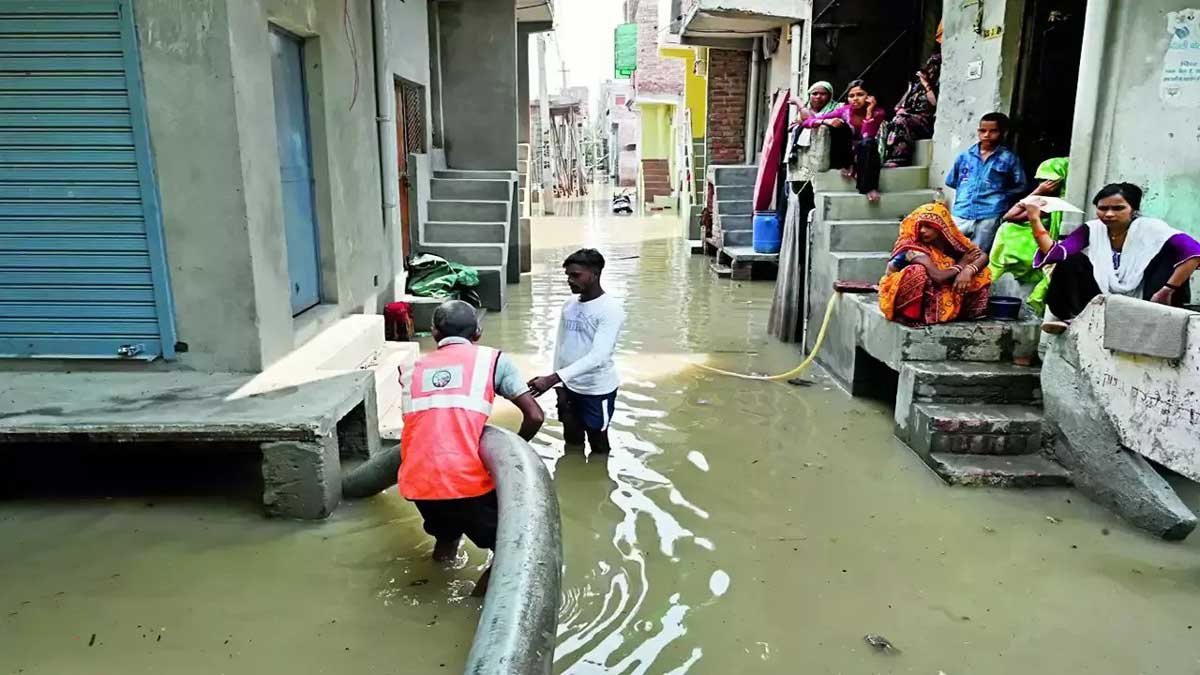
[398,343,498,500]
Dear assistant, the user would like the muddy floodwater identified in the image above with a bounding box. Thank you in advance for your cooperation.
[5,195,1200,674]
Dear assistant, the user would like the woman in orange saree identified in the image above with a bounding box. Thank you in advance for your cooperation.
[879,203,992,326]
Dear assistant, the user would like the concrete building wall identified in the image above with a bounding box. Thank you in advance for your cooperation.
[436,0,518,171]
[707,48,749,164]
[385,0,433,151]
[930,0,1026,186]
[136,0,387,372]
[1076,0,1200,240]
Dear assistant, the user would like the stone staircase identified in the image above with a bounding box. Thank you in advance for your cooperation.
[895,361,1069,487]
[803,139,1071,488]
[417,169,518,311]
[642,158,671,204]
[702,164,779,279]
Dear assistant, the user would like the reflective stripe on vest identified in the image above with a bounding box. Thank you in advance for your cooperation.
[398,343,499,500]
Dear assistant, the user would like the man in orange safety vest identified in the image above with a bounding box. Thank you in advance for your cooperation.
[399,300,544,594]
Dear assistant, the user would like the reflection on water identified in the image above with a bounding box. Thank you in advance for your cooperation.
[5,191,1200,674]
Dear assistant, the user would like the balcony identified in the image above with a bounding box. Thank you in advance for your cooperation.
[678,0,808,42]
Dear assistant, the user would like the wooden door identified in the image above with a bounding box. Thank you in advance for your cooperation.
[394,85,411,262]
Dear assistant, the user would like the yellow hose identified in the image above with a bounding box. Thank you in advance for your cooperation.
[695,291,840,381]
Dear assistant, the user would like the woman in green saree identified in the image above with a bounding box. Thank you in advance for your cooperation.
[986,157,1069,314]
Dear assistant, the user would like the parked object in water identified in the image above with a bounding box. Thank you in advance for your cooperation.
[612,190,634,214]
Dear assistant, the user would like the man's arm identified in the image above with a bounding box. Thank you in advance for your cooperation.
[945,154,962,189]
[509,392,545,441]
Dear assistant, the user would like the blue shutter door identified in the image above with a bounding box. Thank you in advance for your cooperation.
[0,0,176,360]
[268,27,322,316]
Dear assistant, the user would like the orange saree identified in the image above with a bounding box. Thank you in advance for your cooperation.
[878,203,992,326]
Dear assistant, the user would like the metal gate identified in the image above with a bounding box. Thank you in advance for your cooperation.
[0,0,176,360]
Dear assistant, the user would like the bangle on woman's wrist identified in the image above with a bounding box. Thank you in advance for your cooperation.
[1165,282,1182,291]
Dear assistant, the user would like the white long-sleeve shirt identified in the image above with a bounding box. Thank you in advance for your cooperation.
[553,293,625,395]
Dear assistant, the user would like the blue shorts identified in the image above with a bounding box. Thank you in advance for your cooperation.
[557,388,618,432]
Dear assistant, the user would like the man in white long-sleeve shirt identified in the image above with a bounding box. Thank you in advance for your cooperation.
[528,248,625,454]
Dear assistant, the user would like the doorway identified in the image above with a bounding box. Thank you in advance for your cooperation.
[269,27,322,316]
[1010,0,1088,177]
[395,79,427,263]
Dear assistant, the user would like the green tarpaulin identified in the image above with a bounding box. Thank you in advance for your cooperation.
[615,23,637,78]
[407,253,481,307]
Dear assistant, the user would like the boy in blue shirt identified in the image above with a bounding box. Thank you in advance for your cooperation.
[945,112,1028,252]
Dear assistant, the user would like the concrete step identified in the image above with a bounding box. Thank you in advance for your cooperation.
[430,178,511,201]
[720,228,752,247]
[822,189,934,221]
[716,184,753,201]
[813,165,929,193]
[828,220,902,252]
[434,169,515,180]
[428,199,509,222]
[716,199,752,216]
[926,453,1071,488]
[901,361,1043,405]
[476,266,506,311]
[424,220,507,244]
[723,245,778,264]
[910,403,1043,457]
[418,242,506,267]
[518,144,530,161]
[914,139,934,169]
[830,251,890,283]
[717,214,752,233]
[709,165,756,184]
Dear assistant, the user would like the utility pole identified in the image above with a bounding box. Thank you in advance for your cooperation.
[537,34,555,214]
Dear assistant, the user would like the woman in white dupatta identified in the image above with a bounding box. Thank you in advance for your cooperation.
[1025,183,1200,333]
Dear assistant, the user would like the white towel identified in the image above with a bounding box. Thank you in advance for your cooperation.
[1085,217,1181,296]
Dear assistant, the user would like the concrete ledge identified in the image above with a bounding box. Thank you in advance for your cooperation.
[852,294,1040,370]
[0,371,378,520]
[467,426,562,675]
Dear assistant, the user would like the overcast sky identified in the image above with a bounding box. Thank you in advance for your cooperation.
[528,0,625,99]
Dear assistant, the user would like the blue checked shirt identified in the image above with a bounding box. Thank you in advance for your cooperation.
[945,144,1028,220]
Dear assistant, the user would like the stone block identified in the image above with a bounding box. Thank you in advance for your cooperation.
[926,452,1071,488]
[1042,333,1197,540]
[910,403,1043,457]
[262,432,341,520]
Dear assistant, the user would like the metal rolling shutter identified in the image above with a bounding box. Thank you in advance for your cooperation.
[0,0,175,360]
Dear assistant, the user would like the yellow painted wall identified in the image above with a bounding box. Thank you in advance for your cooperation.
[660,45,707,140]
[639,103,673,159]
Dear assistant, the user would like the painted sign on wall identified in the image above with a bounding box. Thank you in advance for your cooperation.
[615,23,637,78]
[1160,9,1200,106]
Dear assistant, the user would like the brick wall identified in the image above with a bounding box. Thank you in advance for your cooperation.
[707,48,749,165]
[633,0,684,98]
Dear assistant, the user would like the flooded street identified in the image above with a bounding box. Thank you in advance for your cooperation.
[5,194,1200,674]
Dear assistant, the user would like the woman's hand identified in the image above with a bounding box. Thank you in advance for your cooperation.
[824,118,845,128]
[1033,179,1062,196]
[954,270,974,293]
[917,71,930,88]
[865,95,878,112]
[1024,198,1046,225]
[1150,287,1176,305]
